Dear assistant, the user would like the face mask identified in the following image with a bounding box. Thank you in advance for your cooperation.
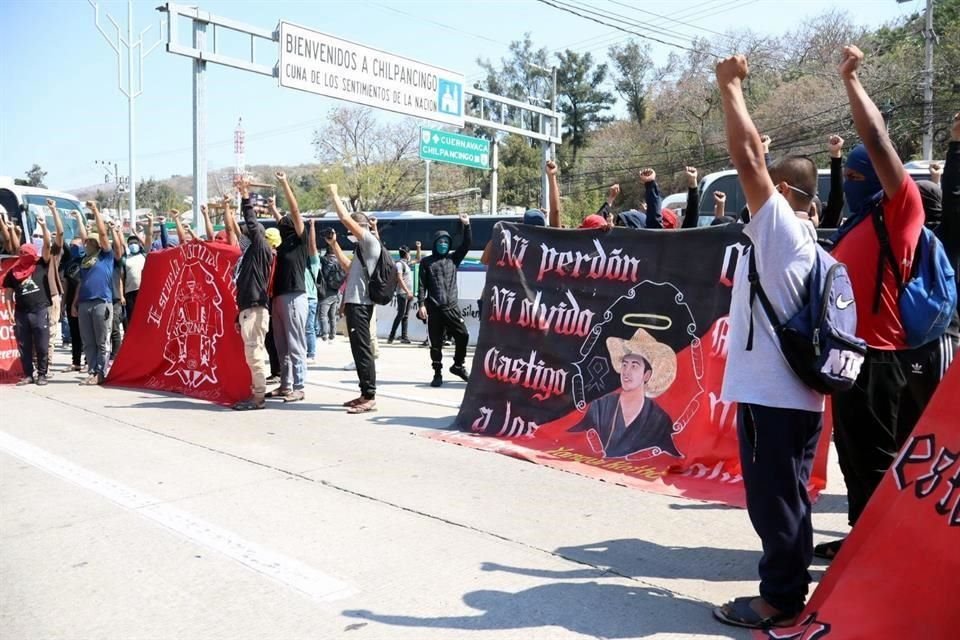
[843,181,883,216]
[435,239,450,256]
[32,238,44,252]
[128,244,141,255]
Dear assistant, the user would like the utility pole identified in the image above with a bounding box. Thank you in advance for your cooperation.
[89,0,163,229]
[490,141,499,215]
[425,160,431,214]
[921,0,936,161]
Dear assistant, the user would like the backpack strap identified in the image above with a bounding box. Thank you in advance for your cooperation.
[746,249,783,351]
[869,208,905,314]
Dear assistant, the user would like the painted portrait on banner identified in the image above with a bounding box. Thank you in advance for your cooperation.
[442,222,830,506]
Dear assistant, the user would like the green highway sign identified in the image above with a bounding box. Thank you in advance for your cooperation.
[419,127,490,170]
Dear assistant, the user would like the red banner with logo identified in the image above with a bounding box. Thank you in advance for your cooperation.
[434,223,832,507]
[105,241,250,405]
[757,361,960,640]
[0,257,25,384]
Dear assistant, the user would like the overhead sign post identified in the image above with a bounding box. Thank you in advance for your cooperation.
[418,127,490,170]
[278,21,465,127]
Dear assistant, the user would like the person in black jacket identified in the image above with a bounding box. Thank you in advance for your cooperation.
[820,135,846,228]
[418,212,472,387]
[233,176,281,411]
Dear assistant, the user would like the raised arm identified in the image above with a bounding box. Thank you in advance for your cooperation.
[324,229,351,272]
[413,240,422,265]
[109,221,123,260]
[452,212,472,265]
[267,196,283,224]
[682,167,700,229]
[597,184,621,222]
[72,209,88,241]
[276,172,304,236]
[640,169,663,229]
[36,214,52,263]
[713,192,727,220]
[87,201,109,246]
[839,45,905,200]
[159,214,171,248]
[171,210,189,245]
[326,183,367,241]
[143,213,155,252]
[0,212,11,253]
[822,135,846,228]
[308,219,318,257]
[546,160,561,228]
[47,199,64,252]
[715,55,774,216]
[237,176,265,241]
[221,197,240,247]
[201,204,214,241]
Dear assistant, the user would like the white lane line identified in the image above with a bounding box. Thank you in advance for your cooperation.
[0,431,354,603]
[305,379,463,409]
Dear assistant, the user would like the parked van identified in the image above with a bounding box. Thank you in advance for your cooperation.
[0,177,86,247]
[694,167,933,228]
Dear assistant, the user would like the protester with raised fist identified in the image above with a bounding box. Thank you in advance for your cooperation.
[824,45,941,562]
[232,176,278,411]
[326,182,379,414]
[73,201,122,385]
[4,211,53,385]
[713,52,824,630]
[821,135,847,228]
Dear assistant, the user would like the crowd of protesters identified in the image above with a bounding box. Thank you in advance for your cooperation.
[3,39,957,634]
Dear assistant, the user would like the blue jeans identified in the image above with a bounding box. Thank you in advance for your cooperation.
[306,298,318,358]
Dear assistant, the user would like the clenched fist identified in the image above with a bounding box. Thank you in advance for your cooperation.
[715,54,748,85]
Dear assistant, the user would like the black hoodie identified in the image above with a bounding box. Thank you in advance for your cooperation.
[418,225,472,308]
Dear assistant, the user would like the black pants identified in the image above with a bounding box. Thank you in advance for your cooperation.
[16,308,50,379]
[832,336,957,526]
[265,324,280,378]
[110,301,123,358]
[389,295,411,341]
[124,289,139,329]
[345,303,376,398]
[68,314,83,367]
[738,403,822,615]
[427,303,468,371]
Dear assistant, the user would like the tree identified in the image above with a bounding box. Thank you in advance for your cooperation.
[608,41,653,123]
[312,107,422,211]
[25,164,47,188]
[474,33,552,121]
[555,50,614,167]
[497,134,542,209]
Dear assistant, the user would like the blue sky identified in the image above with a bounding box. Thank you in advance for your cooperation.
[1,0,922,191]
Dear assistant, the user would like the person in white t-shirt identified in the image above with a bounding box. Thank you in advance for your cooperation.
[712,54,825,631]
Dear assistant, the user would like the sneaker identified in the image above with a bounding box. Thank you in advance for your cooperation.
[16,377,33,386]
[265,375,280,385]
[431,372,443,387]
[36,375,49,386]
[387,338,394,344]
[306,357,316,365]
[343,361,357,371]
[400,337,411,344]
[449,365,469,382]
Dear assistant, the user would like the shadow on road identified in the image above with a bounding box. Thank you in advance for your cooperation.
[343,581,743,639]
[370,415,456,430]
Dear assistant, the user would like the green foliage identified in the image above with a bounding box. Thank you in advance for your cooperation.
[498,134,542,209]
[25,164,47,188]
[608,41,652,123]
[555,50,614,167]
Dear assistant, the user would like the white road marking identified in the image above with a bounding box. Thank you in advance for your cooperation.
[0,431,354,603]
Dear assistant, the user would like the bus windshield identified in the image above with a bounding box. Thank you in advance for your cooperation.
[23,195,85,241]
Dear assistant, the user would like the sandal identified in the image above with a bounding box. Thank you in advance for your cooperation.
[232,399,265,411]
[79,375,100,386]
[713,596,797,630]
[342,396,365,407]
[813,538,844,560]
[347,399,377,414]
[265,388,292,399]
[283,390,305,403]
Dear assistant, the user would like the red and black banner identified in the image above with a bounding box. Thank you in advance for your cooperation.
[106,241,251,405]
[757,360,959,640]
[439,223,831,506]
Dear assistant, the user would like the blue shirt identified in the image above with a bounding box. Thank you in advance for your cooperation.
[305,255,321,300]
[78,249,116,303]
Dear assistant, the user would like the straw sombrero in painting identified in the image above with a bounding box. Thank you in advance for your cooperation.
[606,328,677,397]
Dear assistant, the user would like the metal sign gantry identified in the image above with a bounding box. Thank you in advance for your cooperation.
[157,3,562,219]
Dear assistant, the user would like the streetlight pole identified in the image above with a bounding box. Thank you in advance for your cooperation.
[921,0,936,160]
[89,0,164,229]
